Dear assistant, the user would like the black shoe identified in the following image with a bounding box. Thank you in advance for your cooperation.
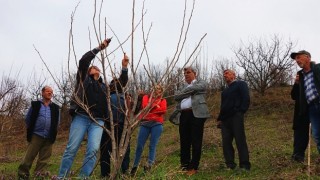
[18,174,29,180]
[226,163,236,170]
[130,167,137,176]
[181,164,189,171]
[240,164,251,171]
[181,166,188,171]
[292,154,305,163]
[143,165,151,172]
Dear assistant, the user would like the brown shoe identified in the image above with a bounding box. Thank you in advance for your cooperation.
[185,169,197,176]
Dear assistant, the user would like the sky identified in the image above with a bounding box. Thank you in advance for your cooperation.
[1,0,320,86]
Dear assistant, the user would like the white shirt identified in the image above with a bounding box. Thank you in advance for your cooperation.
[180,79,196,109]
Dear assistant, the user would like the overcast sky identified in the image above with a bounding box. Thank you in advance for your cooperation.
[1,0,319,86]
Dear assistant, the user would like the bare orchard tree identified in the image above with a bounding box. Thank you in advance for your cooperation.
[233,35,295,95]
[0,76,27,142]
[54,69,76,129]
[26,70,47,101]
[101,0,205,178]
[34,0,206,178]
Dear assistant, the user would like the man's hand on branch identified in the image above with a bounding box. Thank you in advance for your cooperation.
[122,53,129,68]
[98,38,111,50]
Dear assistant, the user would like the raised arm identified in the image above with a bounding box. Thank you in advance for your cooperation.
[76,39,110,83]
[118,53,129,87]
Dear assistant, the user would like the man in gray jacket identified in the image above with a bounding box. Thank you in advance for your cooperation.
[172,66,211,176]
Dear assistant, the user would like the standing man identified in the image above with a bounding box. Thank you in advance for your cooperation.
[18,86,60,179]
[100,53,130,177]
[290,73,310,162]
[58,39,110,178]
[217,69,251,170]
[172,66,211,176]
[290,50,320,161]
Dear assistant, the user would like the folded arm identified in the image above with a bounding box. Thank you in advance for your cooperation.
[174,80,207,101]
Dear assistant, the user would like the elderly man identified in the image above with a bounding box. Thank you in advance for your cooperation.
[172,66,211,176]
[18,86,60,179]
[290,73,310,162]
[217,69,251,170]
[291,50,320,162]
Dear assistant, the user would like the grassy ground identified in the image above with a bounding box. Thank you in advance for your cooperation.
[1,86,320,179]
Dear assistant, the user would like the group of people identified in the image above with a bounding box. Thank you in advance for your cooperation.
[17,39,167,179]
[17,44,320,179]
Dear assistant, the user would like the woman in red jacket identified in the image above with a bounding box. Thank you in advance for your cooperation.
[131,84,167,175]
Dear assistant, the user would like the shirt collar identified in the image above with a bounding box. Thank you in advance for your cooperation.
[41,99,52,105]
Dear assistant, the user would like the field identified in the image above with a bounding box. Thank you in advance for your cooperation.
[1,86,320,179]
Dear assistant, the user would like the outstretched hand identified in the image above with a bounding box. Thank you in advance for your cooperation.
[98,38,111,50]
[122,53,129,68]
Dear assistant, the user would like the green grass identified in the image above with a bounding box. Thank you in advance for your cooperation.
[1,87,320,179]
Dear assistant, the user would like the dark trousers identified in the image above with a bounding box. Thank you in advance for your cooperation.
[293,124,309,159]
[221,112,250,169]
[18,134,53,178]
[179,110,206,170]
[100,123,130,177]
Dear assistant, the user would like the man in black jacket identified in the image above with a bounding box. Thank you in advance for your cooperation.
[217,69,251,170]
[18,86,60,179]
[291,73,310,162]
[291,50,320,162]
[58,39,110,178]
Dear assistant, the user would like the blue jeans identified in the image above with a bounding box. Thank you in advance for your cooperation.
[309,103,320,153]
[58,114,104,178]
[133,124,163,167]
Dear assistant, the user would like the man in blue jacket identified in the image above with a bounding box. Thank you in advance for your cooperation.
[217,69,251,170]
[100,53,130,177]
[18,86,60,179]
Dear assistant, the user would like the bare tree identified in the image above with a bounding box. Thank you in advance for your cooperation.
[0,76,26,142]
[233,35,295,95]
[54,69,76,129]
[33,0,206,178]
[26,71,47,101]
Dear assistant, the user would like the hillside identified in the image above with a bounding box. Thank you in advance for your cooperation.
[1,86,319,179]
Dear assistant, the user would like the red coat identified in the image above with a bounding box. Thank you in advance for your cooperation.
[140,95,167,123]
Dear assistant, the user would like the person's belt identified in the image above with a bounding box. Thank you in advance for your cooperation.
[181,108,192,112]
